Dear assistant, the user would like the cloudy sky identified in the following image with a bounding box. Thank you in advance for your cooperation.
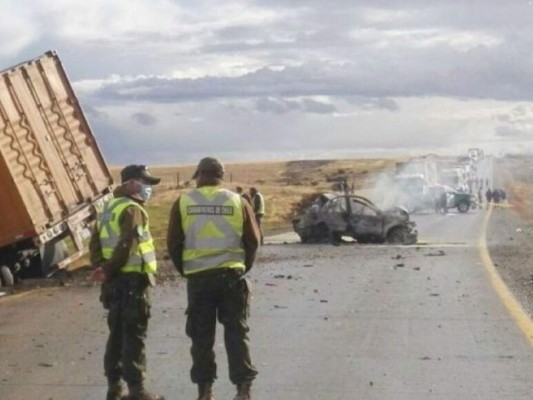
[2,0,533,165]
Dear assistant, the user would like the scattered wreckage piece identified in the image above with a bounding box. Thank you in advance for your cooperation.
[292,193,417,245]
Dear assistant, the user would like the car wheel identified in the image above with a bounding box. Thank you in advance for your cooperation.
[0,265,14,287]
[387,226,409,244]
[457,202,470,213]
[311,224,330,243]
[298,229,311,243]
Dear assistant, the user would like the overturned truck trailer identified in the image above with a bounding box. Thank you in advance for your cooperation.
[0,51,113,286]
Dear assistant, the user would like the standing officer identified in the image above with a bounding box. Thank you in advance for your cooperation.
[167,157,260,400]
[249,187,265,245]
[90,165,165,400]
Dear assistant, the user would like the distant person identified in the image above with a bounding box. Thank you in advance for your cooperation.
[438,190,448,214]
[492,189,501,203]
[90,165,164,400]
[478,189,483,208]
[167,156,260,400]
[236,186,252,206]
[485,188,493,204]
[340,179,348,194]
[250,187,265,245]
[501,189,507,202]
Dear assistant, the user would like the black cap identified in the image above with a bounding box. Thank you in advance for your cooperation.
[192,157,225,179]
[120,165,161,185]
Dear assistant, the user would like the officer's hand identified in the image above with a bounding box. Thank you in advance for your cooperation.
[91,267,107,283]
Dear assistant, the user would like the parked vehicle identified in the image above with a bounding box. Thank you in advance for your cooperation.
[292,193,417,244]
[0,51,113,286]
[449,191,477,213]
[428,185,477,213]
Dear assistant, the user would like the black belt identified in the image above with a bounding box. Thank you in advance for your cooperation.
[188,267,244,279]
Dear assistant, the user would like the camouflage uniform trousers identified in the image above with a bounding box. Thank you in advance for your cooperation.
[186,269,258,385]
[101,274,151,386]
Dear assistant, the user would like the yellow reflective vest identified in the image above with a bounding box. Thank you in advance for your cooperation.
[179,186,245,276]
[97,197,157,274]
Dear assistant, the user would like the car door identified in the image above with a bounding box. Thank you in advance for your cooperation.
[348,198,384,238]
[321,196,349,233]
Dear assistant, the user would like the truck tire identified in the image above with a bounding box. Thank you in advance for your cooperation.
[0,265,14,286]
[457,202,470,213]
[40,240,69,277]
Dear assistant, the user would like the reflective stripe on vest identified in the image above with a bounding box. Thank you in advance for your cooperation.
[97,197,157,274]
[180,187,245,276]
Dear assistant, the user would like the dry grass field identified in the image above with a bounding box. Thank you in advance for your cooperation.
[497,155,533,222]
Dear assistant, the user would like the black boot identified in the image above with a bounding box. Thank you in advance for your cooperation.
[106,380,124,400]
[125,383,165,400]
[233,382,252,400]
[196,382,214,400]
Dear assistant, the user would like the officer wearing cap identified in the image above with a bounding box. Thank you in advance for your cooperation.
[90,165,165,400]
[167,157,260,400]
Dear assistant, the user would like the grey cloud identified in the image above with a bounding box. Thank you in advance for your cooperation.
[494,104,533,138]
[94,51,533,105]
[254,97,336,114]
[255,97,299,114]
[496,114,510,122]
[82,103,109,119]
[301,99,336,114]
[345,97,400,112]
[131,112,158,126]
[495,125,527,138]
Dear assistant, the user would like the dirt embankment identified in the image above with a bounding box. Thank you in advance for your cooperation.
[487,207,533,317]
[488,155,533,317]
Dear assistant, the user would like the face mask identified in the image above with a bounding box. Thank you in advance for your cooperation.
[138,183,152,202]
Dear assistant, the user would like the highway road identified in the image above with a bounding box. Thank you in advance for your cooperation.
[1,208,533,399]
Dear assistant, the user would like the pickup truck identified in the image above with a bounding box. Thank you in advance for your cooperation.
[0,51,113,286]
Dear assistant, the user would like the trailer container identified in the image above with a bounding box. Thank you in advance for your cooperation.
[0,50,113,285]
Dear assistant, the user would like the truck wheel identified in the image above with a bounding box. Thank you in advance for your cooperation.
[457,202,470,213]
[0,265,14,286]
[40,240,69,277]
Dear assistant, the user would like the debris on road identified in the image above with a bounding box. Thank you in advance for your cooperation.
[38,362,57,368]
[425,250,446,257]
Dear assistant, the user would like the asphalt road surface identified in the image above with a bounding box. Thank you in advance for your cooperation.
[1,208,533,399]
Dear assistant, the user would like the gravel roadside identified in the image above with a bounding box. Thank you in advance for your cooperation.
[487,205,533,318]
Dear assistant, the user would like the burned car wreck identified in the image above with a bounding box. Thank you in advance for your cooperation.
[292,193,418,244]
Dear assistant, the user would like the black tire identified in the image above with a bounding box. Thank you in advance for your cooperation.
[387,226,409,244]
[457,202,470,213]
[298,229,311,243]
[311,224,330,243]
[40,240,69,277]
[0,265,14,287]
